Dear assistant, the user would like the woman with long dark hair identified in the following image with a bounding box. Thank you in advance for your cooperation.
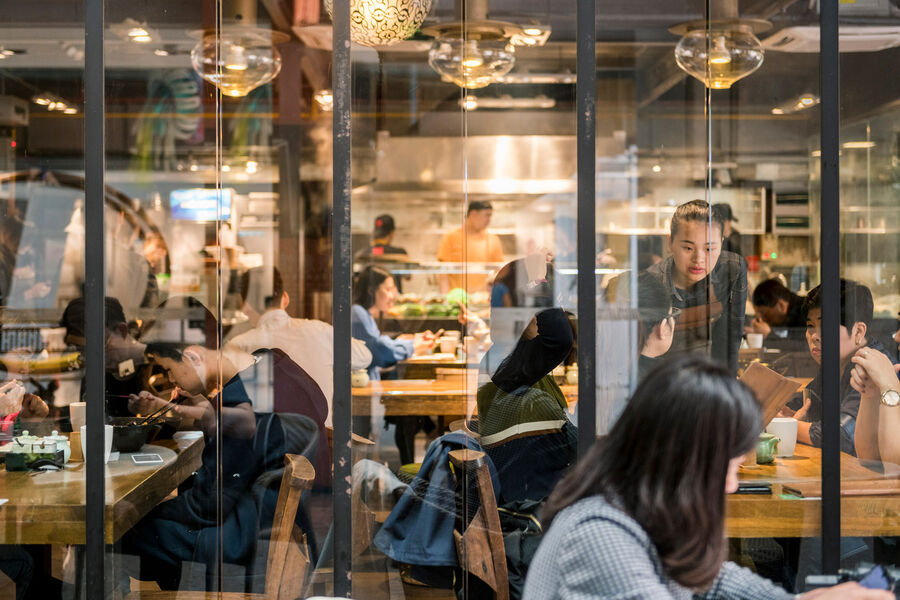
[523,356,888,600]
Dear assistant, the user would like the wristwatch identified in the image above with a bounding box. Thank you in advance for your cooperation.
[881,389,900,407]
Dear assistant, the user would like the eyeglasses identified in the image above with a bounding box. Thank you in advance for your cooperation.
[667,307,683,319]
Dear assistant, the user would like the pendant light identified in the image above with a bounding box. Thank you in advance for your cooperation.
[190,0,288,98]
[323,0,433,47]
[670,0,771,90]
[422,0,522,89]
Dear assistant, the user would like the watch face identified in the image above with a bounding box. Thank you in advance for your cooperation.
[883,390,900,407]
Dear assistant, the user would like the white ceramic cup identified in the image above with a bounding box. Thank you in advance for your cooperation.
[80,425,114,463]
[439,337,457,354]
[70,402,87,430]
[746,333,764,349]
[766,417,798,458]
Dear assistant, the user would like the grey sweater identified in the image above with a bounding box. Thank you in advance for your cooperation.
[523,496,794,600]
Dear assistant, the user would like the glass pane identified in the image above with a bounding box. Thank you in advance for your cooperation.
[832,15,900,589]
[344,0,579,597]
[0,2,88,597]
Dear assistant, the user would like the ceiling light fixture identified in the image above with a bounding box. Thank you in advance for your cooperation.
[457,94,555,109]
[31,92,80,114]
[509,22,551,47]
[112,19,159,45]
[191,0,287,98]
[771,93,820,115]
[323,0,432,47]
[314,89,334,111]
[422,0,523,89]
[842,141,876,149]
[670,0,770,90]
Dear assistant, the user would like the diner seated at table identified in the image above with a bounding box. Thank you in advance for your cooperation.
[852,310,900,465]
[0,380,49,436]
[351,265,437,460]
[477,305,577,503]
[60,296,151,417]
[786,280,891,456]
[121,313,329,590]
[229,267,372,427]
[523,355,889,600]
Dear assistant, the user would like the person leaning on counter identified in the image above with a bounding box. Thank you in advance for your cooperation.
[437,200,504,293]
[641,200,747,376]
[852,311,900,464]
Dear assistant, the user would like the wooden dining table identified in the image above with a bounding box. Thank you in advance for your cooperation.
[351,378,579,417]
[0,435,204,545]
[728,443,900,537]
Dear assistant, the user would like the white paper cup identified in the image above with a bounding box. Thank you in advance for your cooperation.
[81,425,114,463]
[439,337,457,354]
[444,330,462,342]
[766,417,798,457]
[746,333,764,349]
[70,402,87,430]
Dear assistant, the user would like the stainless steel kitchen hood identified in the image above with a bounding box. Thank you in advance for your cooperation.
[356,133,625,196]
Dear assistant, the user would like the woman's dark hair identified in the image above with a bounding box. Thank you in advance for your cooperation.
[352,265,393,309]
[670,199,724,239]
[804,279,873,330]
[542,355,761,591]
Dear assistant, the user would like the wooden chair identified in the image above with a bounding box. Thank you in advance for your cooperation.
[126,454,316,600]
[450,448,509,600]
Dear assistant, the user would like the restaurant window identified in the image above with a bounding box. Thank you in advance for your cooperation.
[0,0,897,598]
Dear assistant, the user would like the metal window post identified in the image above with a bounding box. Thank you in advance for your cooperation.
[819,0,841,575]
[577,0,597,455]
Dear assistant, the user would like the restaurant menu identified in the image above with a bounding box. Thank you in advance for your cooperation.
[739,361,804,429]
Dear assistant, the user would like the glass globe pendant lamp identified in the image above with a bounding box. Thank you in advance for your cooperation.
[670,18,771,89]
[427,37,516,89]
[323,0,433,47]
[191,26,288,98]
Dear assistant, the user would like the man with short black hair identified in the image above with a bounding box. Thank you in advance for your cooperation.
[712,203,742,255]
[437,200,504,293]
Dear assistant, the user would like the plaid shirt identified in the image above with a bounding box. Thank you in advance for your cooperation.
[523,496,794,600]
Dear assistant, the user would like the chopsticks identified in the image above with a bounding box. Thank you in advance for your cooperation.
[136,394,185,425]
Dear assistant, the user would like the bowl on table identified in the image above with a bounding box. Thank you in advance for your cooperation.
[108,417,163,453]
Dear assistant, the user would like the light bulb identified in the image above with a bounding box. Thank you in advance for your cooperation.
[224,45,248,71]
[462,96,478,110]
[191,28,283,98]
[128,27,149,38]
[131,35,152,43]
[245,161,258,174]
[523,27,543,36]
[708,36,731,65]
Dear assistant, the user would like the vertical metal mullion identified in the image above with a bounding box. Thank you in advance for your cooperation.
[84,0,106,595]
[819,0,840,575]
[332,0,352,594]
[576,0,597,456]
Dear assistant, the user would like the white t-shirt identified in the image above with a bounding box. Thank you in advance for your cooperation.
[230,309,373,426]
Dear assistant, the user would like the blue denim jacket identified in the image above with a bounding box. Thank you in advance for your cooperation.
[374,432,499,567]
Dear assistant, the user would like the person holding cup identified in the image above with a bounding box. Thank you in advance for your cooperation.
[852,311,900,465]
[523,356,889,600]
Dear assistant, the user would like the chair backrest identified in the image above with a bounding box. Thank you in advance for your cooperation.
[449,449,509,600]
[265,453,316,600]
